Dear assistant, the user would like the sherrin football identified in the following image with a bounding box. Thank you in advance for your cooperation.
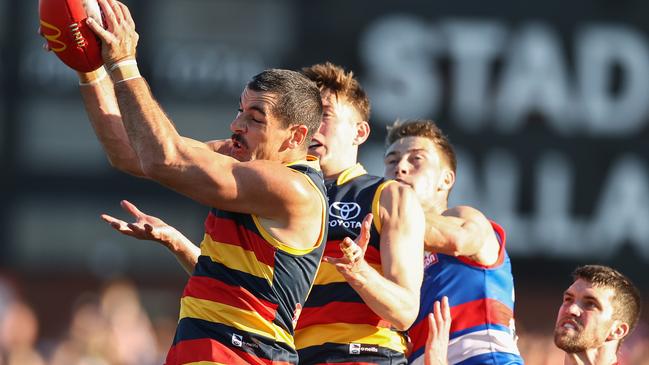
[39,0,104,72]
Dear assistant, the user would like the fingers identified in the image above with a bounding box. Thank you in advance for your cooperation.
[111,0,125,23]
[120,199,144,218]
[441,296,451,322]
[340,237,362,262]
[117,1,135,29]
[355,213,373,252]
[97,0,118,32]
[427,312,438,338]
[101,213,129,232]
[86,15,112,41]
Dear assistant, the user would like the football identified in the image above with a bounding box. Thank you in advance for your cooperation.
[39,0,104,72]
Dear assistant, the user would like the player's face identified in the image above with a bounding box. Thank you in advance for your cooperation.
[554,279,617,353]
[309,89,363,170]
[229,87,289,161]
[383,136,448,205]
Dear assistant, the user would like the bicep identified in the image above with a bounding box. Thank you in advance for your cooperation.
[152,148,303,219]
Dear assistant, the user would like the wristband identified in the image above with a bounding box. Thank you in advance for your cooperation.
[109,59,141,84]
[78,67,108,86]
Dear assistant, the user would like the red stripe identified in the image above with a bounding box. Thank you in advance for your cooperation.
[295,301,391,329]
[204,213,276,266]
[165,338,291,365]
[408,319,428,355]
[451,298,513,333]
[183,276,278,322]
[408,298,514,353]
[324,240,381,265]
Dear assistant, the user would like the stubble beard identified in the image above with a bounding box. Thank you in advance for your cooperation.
[554,326,605,353]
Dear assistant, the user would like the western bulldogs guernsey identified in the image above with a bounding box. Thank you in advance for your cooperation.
[166,159,327,365]
[295,163,408,365]
[408,222,523,365]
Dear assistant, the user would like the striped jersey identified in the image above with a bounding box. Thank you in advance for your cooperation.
[295,163,408,364]
[408,222,524,365]
[165,160,328,365]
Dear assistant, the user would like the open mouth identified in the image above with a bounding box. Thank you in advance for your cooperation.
[231,134,247,150]
[557,318,581,331]
[309,140,323,149]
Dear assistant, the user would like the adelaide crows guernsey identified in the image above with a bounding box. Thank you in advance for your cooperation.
[165,160,328,365]
[295,163,408,365]
[408,222,523,365]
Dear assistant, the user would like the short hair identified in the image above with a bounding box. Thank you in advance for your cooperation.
[572,265,642,339]
[247,69,323,138]
[385,119,457,174]
[301,62,371,122]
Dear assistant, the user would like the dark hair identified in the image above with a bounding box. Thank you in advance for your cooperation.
[247,69,323,138]
[385,119,457,174]
[301,62,371,122]
[573,265,642,342]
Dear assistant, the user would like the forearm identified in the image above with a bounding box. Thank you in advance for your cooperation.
[112,71,184,175]
[349,262,420,330]
[424,214,480,256]
[166,235,200,275]
[78,69,146,177]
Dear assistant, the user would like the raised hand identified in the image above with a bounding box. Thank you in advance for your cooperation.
[85,0,138,66]
[101,200,181,249]
[424,296,451,365]
[323,213,373,287]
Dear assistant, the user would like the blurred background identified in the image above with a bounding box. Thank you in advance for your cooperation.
[2,0,649,364]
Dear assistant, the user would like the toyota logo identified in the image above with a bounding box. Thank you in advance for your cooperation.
[329,202,361,220]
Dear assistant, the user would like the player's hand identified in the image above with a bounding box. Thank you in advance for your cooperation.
[101,200,181,250]
[323,213,373,287]
[85,0,138,66]
[424,296,451,365]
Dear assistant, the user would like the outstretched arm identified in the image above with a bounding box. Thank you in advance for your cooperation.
[85,0,318,226]
[101,200,199,274]
[325,183,425,330]
[78,69,230,177]
[424,205,500,266]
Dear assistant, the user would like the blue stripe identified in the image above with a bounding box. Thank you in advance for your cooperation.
[172,317,297,362]
[304,282,364,307]
[454,351,524,365]
[421,255,515,309]
[193,256,276,304]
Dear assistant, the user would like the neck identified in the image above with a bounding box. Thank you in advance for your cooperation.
[421,196,448,215]
[280,149,308,165]
[321,153,359,180]
[563,346,618,365]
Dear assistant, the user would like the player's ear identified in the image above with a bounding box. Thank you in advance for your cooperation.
[607,320,629,342]
[285,124,309,150]
[353,121,370,146]
[438,168,455,193]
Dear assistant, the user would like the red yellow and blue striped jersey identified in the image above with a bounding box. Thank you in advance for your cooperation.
[295,163,408,364]
[165,160,328,365]
[407,222,524,365]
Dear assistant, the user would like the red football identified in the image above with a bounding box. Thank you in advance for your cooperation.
[39,0,104,72]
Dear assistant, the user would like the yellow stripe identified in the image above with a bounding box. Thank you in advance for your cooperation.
[252,170,327,256]
[185,362,228,365]
[180,296,294,348]
[371,180,395,234]
[200,235,274,283]
[314,261,383,285]
[294,322,406,353]
[336,163,367,185]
